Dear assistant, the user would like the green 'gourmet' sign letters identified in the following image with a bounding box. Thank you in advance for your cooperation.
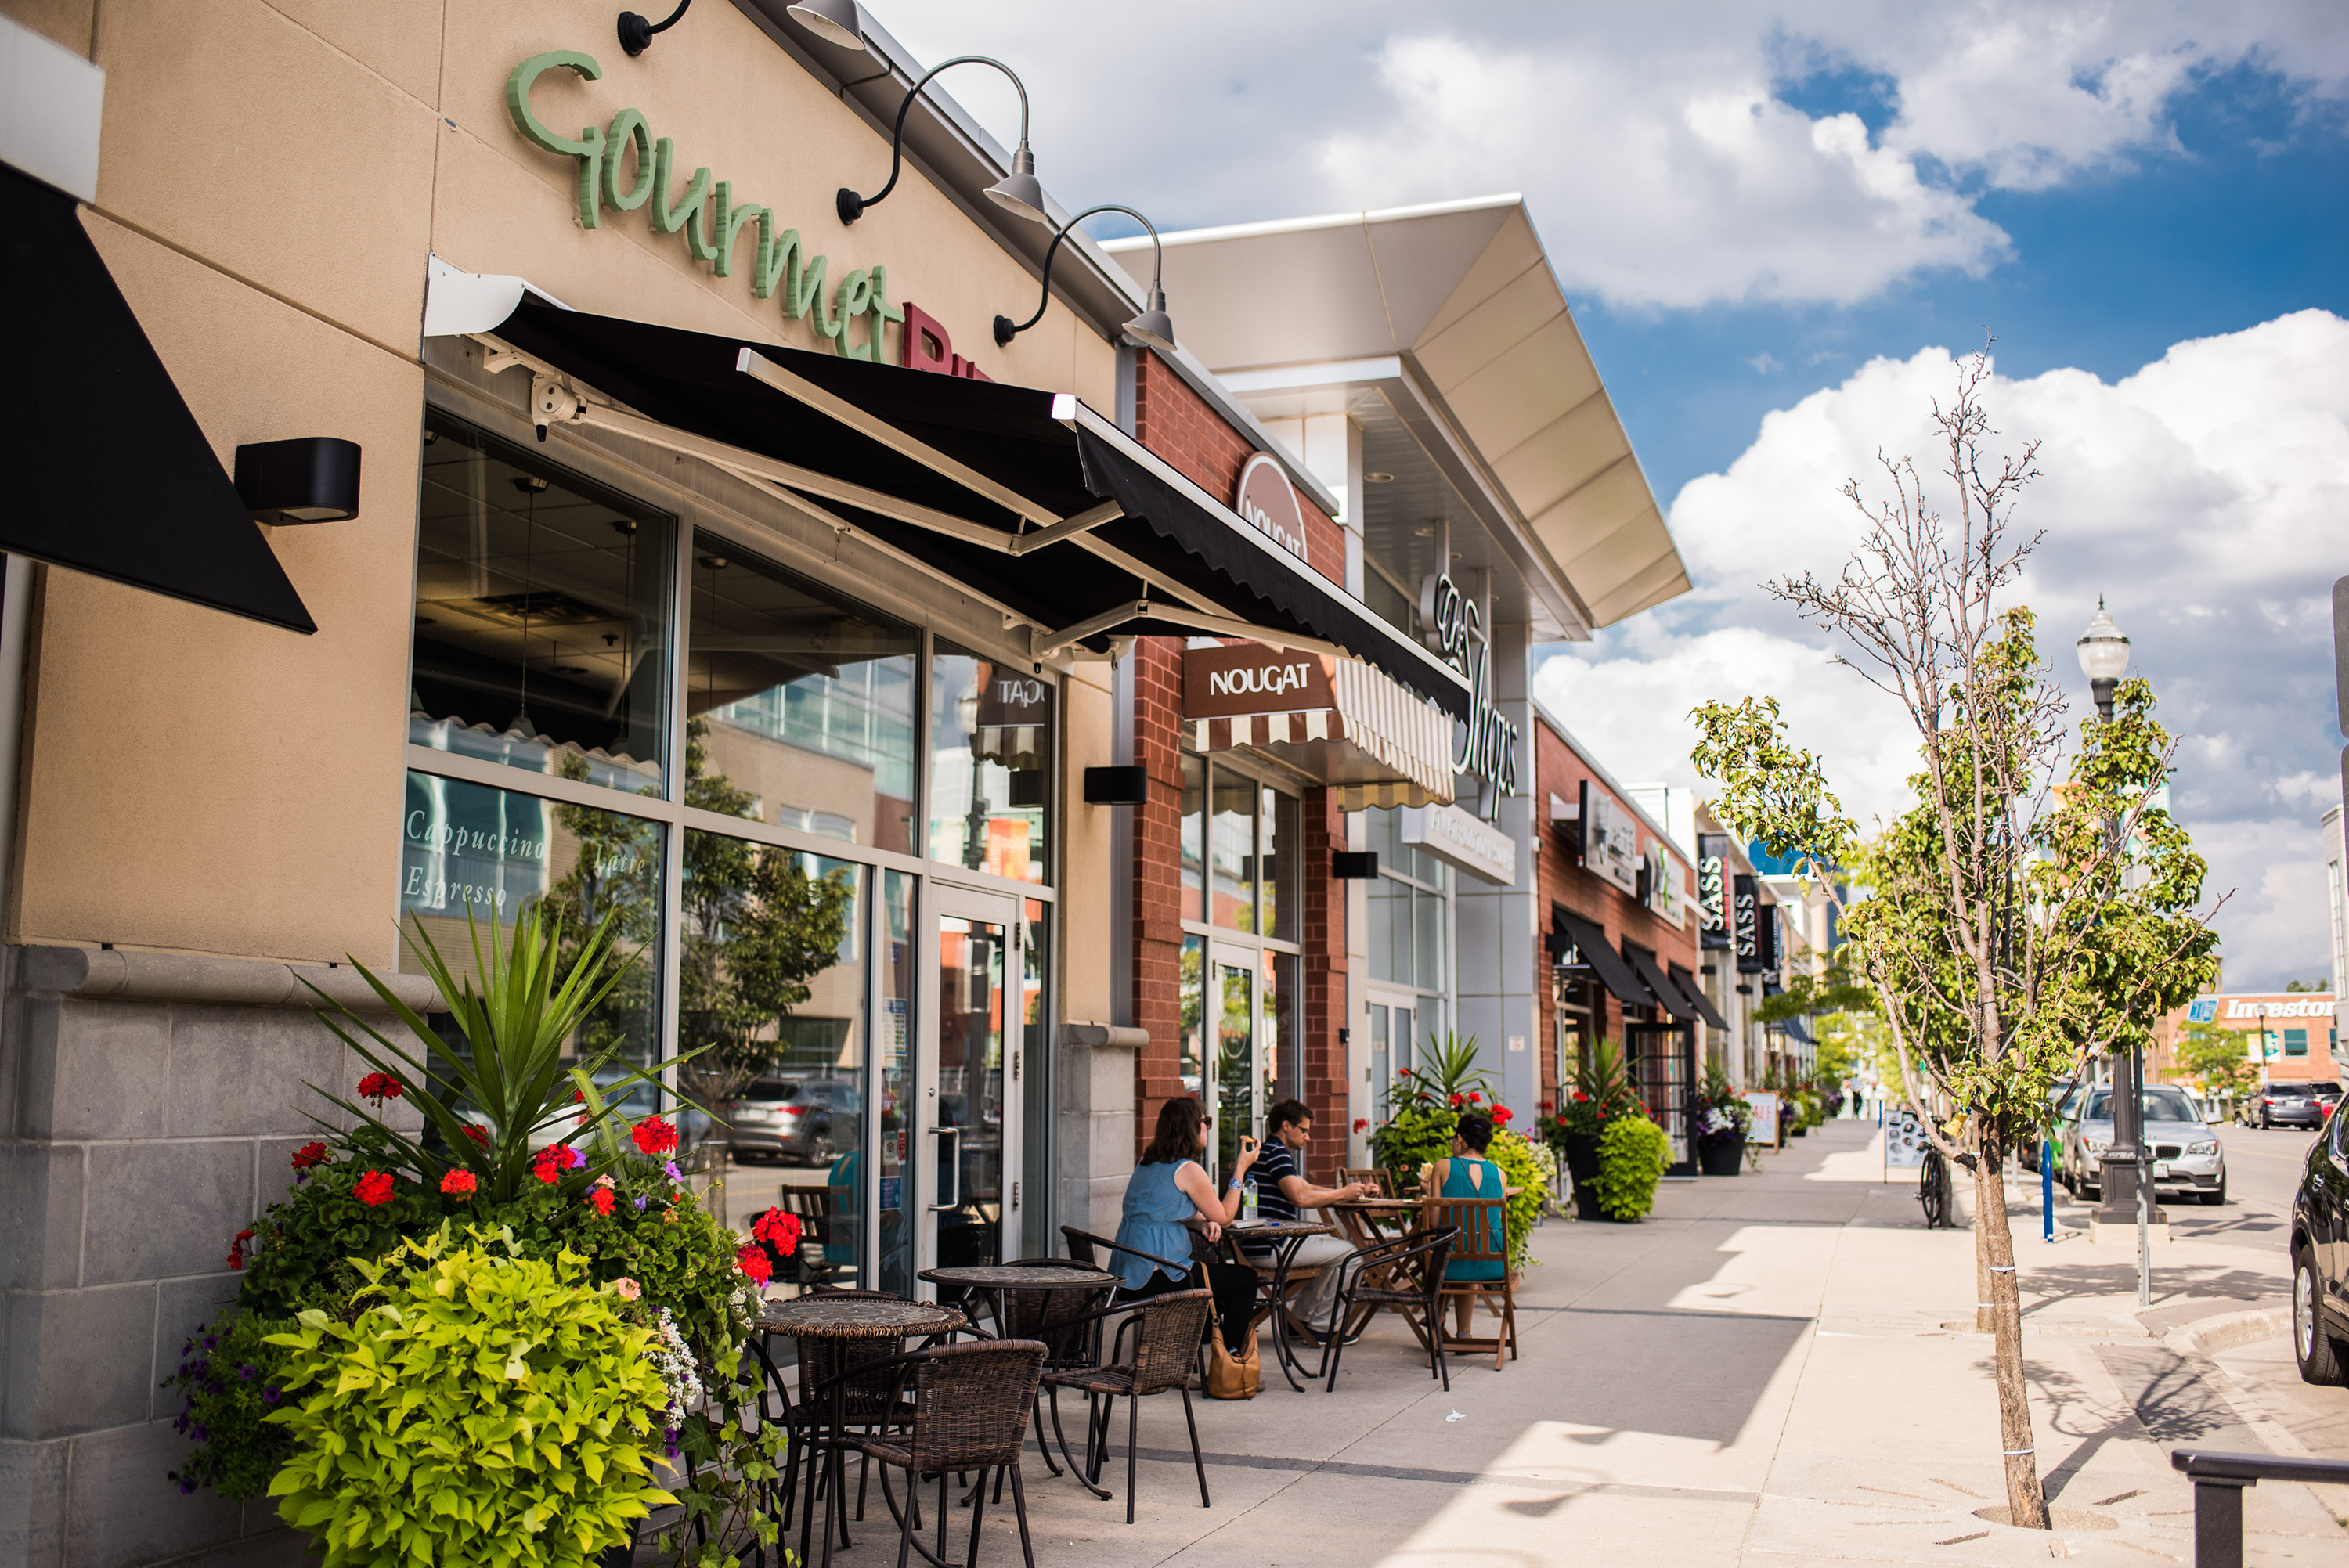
[505,49,904,360]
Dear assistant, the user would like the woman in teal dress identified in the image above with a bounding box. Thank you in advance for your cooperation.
[1112,1096,1259,1353]
[1423,1111,1508,1339]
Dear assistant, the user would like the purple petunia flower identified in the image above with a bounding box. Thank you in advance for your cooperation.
[262,1387,280,1404]
[664,1160,682,1184]
[565,1144,587,1170]
[238,1364,256,1380]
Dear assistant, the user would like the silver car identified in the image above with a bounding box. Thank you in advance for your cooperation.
[2062,1083,2227,1206]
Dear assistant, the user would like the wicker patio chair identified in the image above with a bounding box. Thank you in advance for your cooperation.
[756,1292,924,1541]
[1037,1288,1215,1524]
[1318,1225,1459,1393]
[1423,1194,1517,1370]
[833,1339,1049,1568]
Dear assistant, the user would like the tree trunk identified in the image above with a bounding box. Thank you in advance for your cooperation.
[1972,1139,2047,1529]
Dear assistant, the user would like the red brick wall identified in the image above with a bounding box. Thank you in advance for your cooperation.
[1132,351,1344,587]
[1131,636,1189,1155]
[1532,715,1701,1110]
[1301,787,1347,1155]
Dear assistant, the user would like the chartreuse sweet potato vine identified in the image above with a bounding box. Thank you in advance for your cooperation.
[265,1227,673,1568]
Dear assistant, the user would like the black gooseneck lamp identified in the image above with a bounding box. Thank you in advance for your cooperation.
[994,204,1174,352]
[617,0,690,56]
[834,56,1048,228]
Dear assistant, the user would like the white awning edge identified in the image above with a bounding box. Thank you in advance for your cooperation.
[1190,652,1456,807]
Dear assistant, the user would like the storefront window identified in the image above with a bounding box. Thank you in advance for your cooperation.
[1210,773,1255,930]
[399,770,662,1105]
[1179,934,1205,1105]
[1180,754,1205,923]
[1263,789,1300,943]
[412,420,672,792]
[1362,804,1453,1069]
[686,535,917,852]
[877,871,915,1299]
[1022,898,1052,1260]
[1214,957,1254,1172]
[1267,950,1300,1105]
[929,645,1052,878]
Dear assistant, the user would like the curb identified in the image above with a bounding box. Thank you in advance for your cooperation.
[2163,1306,2293,1358]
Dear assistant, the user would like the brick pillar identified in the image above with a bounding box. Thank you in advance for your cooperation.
[1302,787,1348,1167]
[1131,636,1188,1158]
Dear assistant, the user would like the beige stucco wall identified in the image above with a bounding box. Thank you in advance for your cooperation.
[3,0,1120,964]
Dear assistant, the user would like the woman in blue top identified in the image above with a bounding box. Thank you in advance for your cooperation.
[1423,1111,1508,1340]
[1113,1096,1259,1353]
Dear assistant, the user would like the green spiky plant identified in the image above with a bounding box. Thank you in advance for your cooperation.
[300,903,714,1205]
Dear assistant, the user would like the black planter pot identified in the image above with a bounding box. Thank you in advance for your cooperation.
[1562,1134,1603,1182]
[1790,1123,1809,1137]
[1698,1139,1744,1177]
[1571,1184,1607,1221]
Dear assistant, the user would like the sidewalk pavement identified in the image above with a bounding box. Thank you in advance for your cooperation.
[960,1119,2347,1567]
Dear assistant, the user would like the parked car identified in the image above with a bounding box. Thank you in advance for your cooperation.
[2288,1099,2349,1384]
[2019,1080,2081,1172]
[2061,1083,2226,1206]
[727,1077,860,1165]
[2246,1082,2338,1130]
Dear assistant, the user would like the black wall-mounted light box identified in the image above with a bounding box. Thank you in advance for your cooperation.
[1081,766,1148,806]
[233,437,362,524]
[1332,851,1379,880]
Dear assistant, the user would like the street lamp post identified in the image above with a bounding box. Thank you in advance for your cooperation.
[2077,600,2158,1307]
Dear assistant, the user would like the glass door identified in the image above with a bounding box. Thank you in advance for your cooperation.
[914,882,1023,1289]
[1366,991,1416,1123]
[1209,945,1260,1182]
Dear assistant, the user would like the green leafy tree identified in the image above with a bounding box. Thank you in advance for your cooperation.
[1690,345,2219,1531]
[2175,1022,2257,1101]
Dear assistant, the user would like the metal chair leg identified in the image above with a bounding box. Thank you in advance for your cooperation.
[1180,1386,1210,1508]
[965,1465,987,1566]
[1125,1393,1139,1525]
[1008,1459,1037,1568]
[894,1461,917,1568]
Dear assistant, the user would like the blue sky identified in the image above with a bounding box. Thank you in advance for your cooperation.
[870,1,2349,989]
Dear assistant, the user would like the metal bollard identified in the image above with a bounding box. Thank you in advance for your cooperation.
[2171,1448,2349,1568]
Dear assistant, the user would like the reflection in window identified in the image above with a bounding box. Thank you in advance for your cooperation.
[929,647,1052,878]
[398,770,662,1107]
[687,537,917,853]
[1215,960,1254,1177]
[1180,754,1204,924]
[1211,774,1255,931]
[1268,950,1300,1106]
[1021,899,1052,1259]
[1263,790,1300,943]
[877,871,915,1299]
[1179,934,1205,1105]
[412,420,672,791]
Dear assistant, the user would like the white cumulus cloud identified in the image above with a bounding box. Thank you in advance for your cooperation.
[1535,310,2349,989]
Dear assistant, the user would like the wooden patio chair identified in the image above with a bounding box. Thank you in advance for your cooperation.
[1421,1194,1517,1371]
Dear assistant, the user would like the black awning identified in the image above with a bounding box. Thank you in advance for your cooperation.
[482,303,1470,716]
[1622,942,1698,1023]
[1551,904,1654,1011]
[1670,963,1730,1031]
[0,165,312,633]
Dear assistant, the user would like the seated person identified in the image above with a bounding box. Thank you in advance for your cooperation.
[1422,1111,1508,1339]
[1110,1096,1261,1354]
[1244,1098,1369,1343]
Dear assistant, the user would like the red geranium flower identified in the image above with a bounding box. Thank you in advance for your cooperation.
[462,1125,490,1148]
[751,1209,803,1253]
[290,1141,328,1173]
[356,1072,402,1105]
[1351,1117,1369,1134]
[1494,1105,1515,1125]
[226,1227,255,1271]
[531,1148,562,1185]
[737,1245,774,1286]
[439,1170,477,1199]
[630,1117,679,1157]
[1467,1090,1482,1103]
[586,1185,615,1217]
[1539,1100,1553,1112]
[1449,1093,1464,1108]
[354,1170,395,1207]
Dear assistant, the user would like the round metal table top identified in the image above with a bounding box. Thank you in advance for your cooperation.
[1329,1197,1422,1209]
[1224,1218,1335,1238]
[920,1265,1119,1289]
[756,1294,965,1340]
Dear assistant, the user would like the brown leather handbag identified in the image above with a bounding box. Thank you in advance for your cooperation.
[1204,1325,1261,1400]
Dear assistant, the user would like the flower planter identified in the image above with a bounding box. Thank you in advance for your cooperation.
[1571,1184,1607,1221]
[1562,1134,1603,1183]
[1697,1140,1744,1177]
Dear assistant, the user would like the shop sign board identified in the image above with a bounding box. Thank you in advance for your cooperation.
[1233,453,1309,561]
[1696,833,1730,950]
[1743,1092,1779,1146]
[1733,874,1763,973]
[1639,844,1687,926]
[1401,802,1518,885]
[1418,574,1520,804]
[1582,780,1638,895]
[506,50,910,363]
[1181,643,1337,719]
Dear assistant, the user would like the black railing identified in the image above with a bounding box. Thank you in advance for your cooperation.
[2170,1448,2349,1568]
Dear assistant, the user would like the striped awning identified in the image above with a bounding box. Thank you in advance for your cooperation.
[1189,654,1455,809]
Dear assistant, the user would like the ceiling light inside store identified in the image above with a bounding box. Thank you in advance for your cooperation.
[1365,472,1395,483]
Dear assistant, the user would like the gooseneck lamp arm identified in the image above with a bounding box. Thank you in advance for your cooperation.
[994,204,1164,348]
[839,56,1033,225]
[616,0,689,57]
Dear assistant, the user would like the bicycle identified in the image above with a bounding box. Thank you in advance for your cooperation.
[1919,1144,1955,1229]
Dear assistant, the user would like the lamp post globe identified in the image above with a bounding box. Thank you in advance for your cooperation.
[2076,598,2130,719]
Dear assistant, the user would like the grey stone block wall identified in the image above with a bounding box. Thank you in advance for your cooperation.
[0,947,439,1568]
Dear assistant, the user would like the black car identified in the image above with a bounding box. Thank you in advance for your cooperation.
[727,1077,860,1165]
[2251,1081,2339,1130]
[2289,1098,2349,1384]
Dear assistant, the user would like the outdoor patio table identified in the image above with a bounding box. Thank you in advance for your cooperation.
[758,1293,966,1568]
[921,1263,1122,1494]
[1220,1217,1337,1392]
[1326,1196,1421,1249]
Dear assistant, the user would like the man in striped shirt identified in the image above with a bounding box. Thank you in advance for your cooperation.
[1238,1098,1369,1339]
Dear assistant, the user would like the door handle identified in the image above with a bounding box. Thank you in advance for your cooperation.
[930,1126,962,1212]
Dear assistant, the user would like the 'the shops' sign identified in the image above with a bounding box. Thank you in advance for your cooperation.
[1418,573,1519,807]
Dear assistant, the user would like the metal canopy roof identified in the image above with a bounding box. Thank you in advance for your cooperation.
[1105,196,1690,635]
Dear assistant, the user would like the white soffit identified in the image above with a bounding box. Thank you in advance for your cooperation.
[1107,197,1690,629]
[1,15,103,204]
